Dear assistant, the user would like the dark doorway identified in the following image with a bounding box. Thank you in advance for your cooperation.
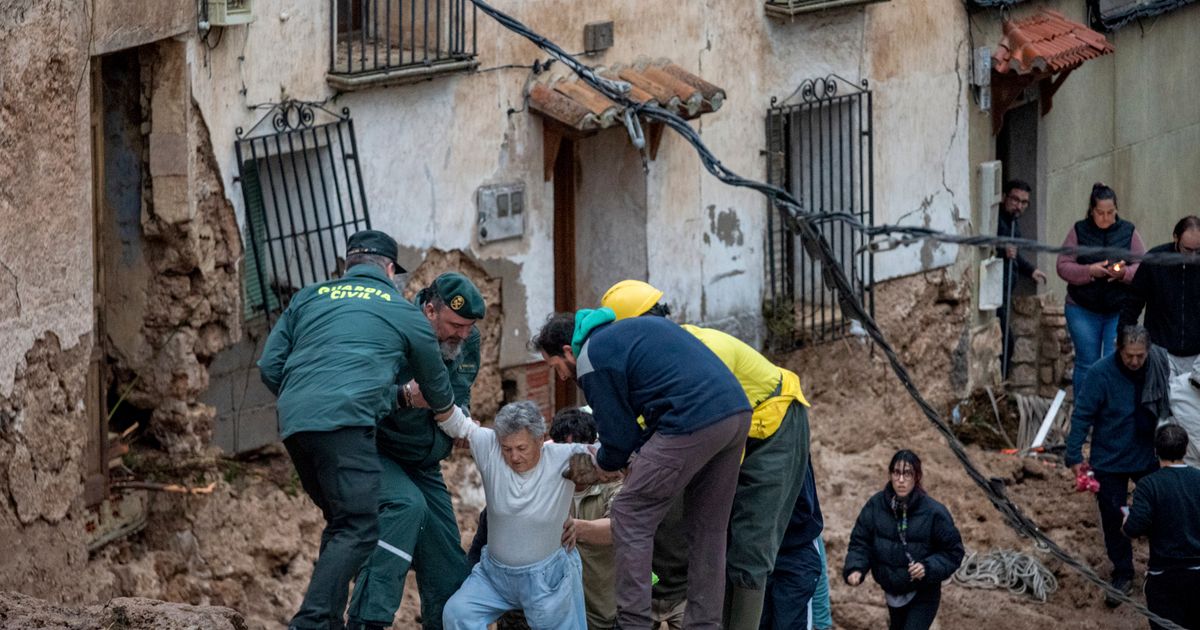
[996,99,1040,298]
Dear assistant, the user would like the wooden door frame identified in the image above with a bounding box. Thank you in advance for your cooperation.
[552,137,578,410]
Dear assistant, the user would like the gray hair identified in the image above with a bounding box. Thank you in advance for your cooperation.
[1117,324,1151,350]
[493,401,546,440]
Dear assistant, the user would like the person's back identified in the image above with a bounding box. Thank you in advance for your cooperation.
[264,265,432,437]
[579,315,749,470]
[1123,424,1200,629]
[1124,464,1200,571]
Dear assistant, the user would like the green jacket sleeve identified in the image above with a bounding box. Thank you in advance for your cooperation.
[450,328,482,415]
[258,308,294,396]
[404,314,457,414]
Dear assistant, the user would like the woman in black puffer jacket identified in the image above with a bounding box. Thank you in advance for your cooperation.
[842,450,964,630]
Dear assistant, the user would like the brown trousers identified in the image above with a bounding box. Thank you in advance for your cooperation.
[611,411,752,630]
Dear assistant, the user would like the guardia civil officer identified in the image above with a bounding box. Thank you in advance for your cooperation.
[259,230,464,630]
[348,272,487,630]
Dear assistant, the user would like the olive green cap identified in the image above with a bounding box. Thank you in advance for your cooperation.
[433,272,486,320]
[346,230,405,272]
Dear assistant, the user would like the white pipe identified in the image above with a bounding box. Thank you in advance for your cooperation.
[1030,389,1067,450]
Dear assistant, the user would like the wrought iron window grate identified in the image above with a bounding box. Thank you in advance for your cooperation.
[235,101,372,322]
[765,75,874,350]
[330,0,477,76]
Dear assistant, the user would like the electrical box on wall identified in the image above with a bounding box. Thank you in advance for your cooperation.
[478,183,526,244]
[583,21,614,54]
[978,160,1003,235]
[206,0,254,27]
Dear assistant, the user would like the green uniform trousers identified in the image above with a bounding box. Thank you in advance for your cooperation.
[723,403,810,630]
[284,426,381,630]
[347,455,467,629]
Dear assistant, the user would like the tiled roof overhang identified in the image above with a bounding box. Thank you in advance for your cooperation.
[528,60,726,179]
[989,10,1114,134]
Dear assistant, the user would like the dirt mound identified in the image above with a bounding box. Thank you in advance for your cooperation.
[0,591,245,630]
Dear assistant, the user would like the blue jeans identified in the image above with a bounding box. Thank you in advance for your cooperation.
[1065,304,1119,391]
[443,546,586,630]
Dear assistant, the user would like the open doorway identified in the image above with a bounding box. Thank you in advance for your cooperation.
[996,98,1040,299]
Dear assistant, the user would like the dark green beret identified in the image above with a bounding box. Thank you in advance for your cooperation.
[434,272,486,320]
[346,230,405,272]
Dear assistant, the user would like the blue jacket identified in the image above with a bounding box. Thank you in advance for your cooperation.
[576,316,750,471]
[1065,353,1158,473]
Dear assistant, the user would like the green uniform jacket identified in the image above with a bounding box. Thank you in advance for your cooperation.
[377,326,481,468]
[259,265,456,439]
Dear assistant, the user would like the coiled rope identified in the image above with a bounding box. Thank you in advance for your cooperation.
[954,549,1059,602]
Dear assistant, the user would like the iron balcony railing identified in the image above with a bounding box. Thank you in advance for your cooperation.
[330,0,477,77]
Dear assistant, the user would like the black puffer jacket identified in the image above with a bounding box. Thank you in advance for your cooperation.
[842,488,965,596]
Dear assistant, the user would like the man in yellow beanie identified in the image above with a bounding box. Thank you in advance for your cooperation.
[601,280,811,630]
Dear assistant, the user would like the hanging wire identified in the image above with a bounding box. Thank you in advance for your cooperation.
[466,1,1189,626]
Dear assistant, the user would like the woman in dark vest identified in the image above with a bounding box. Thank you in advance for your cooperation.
[843,450,964,630]
[1056,183,1146,390]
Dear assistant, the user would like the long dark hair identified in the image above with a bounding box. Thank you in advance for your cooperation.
[888,449,924,494]
[1087,182,1118,220]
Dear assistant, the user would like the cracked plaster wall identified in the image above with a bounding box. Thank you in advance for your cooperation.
[0,0,98,599]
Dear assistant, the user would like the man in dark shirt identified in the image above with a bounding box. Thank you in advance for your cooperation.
[1123,424,1200,630]
[1065,325,1163,605]
[995,179,1047,377]
[532,309,751,630]
[1121,215,1200,377]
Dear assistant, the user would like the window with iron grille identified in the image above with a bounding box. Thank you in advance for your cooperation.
[235,101,372,323]
[328,0,478,89]
[765,75,874,350]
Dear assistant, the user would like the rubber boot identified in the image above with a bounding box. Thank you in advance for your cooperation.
[722,585,766,630]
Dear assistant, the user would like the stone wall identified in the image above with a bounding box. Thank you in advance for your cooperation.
[1006,294,1073,398]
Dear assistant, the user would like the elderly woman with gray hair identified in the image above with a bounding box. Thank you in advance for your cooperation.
[440,400,592,629]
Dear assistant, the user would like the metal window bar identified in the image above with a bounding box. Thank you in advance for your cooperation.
[235,101,372,324]
[330,0,476,75]
[765,75,874,350]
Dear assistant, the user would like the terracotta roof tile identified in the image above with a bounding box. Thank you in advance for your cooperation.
[529,59,726,131]
[992,9,1114,76]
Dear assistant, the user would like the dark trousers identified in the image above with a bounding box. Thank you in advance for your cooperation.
[1146,569,1200,630]
[348,459,466,630]
[611,411,752,630]
[1093,469,1155,581]
[887,588,941,630]
[760,538,821,630]
[284,426,382,630]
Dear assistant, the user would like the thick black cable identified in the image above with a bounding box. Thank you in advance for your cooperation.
[466,1,1185,626]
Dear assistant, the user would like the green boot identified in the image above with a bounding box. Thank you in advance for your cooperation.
[723,585,766,630]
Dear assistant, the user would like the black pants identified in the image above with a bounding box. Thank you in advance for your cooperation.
[1146,569,1200,630]
[1093,469,1155,581]
[887,588,940,630]
[284,426,381,630]
[998,305,1014,378]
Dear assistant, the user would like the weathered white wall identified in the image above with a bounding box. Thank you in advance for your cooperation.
[190,0,972,363]
[0,2,94,397]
